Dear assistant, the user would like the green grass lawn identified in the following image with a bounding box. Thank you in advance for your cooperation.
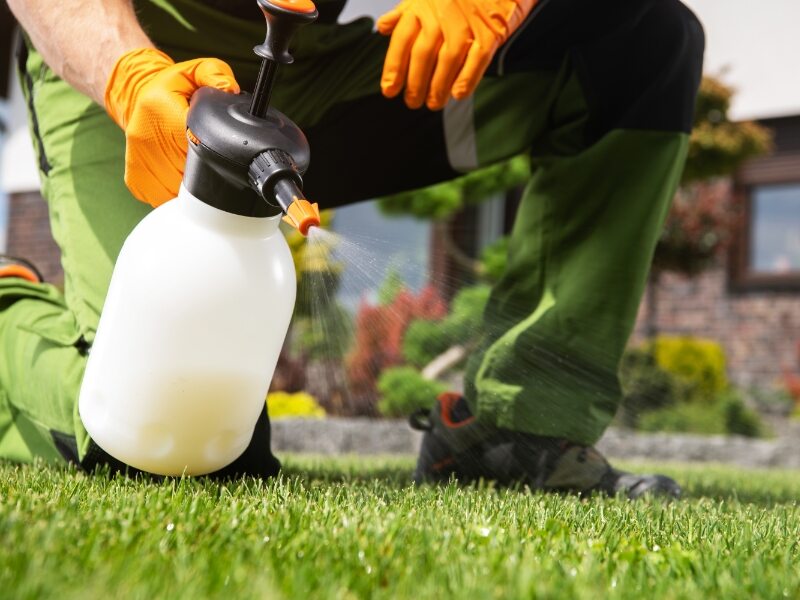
[1,456,799,599]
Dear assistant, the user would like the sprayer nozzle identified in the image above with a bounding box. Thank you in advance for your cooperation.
[283,198,321,236]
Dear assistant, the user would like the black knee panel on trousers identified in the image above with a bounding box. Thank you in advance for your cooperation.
[498,0,705,139]
[574,0,705,139]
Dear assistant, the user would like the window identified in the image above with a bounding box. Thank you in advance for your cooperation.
[731,116,800,290]
[731,181,800,290]
[750,183,800,274]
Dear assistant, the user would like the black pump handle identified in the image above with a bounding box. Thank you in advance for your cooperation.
[249,0,318,117]
[254,0,318,64]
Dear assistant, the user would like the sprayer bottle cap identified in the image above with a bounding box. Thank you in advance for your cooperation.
[182,0,319,231]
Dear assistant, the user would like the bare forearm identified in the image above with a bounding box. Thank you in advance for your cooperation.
[7,0,154,105]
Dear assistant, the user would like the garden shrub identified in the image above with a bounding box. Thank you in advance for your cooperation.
[617,348,683,427]
[267,391,326,420]
[721,391,766,437]
[638,400,725,435]
[378,155,530,220]
[447,284,491,329]
[480,236,509,281]
[376,367,447,417]
[402,320,452,368]
[746,386,795,416]
[638,390,765,438]
[619,343,765,437]
[346,286,447,397]
[402,284,491,367]
[651,336,728,402]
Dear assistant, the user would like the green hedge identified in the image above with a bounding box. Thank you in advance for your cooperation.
[377,367,447,417]
[402,285,491,368]
[638,390,766,438]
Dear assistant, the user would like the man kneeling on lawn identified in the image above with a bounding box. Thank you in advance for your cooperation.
[2,0,703,496]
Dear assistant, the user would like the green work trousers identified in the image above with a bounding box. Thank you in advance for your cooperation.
[0,0,704,467]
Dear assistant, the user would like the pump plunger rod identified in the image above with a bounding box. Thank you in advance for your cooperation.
[249,60,278,118]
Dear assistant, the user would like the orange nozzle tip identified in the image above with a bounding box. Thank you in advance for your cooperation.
[283,198,321,236]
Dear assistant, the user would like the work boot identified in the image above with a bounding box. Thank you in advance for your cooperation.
[0,255,43,283]
[410,392,681,499]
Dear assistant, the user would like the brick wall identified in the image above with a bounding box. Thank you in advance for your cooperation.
[6,191,64,284]
[632,267,800,389]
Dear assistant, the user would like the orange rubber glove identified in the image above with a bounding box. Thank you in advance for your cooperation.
[377,0,537,111]
[105,48,240,207]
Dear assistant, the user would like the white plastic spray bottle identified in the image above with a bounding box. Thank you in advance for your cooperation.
[78,0,321,476]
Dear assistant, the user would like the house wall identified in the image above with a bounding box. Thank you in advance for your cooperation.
[6,191,63,284]
[632,266,800,389]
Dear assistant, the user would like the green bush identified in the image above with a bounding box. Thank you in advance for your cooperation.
[652,336,728,402]
[721,391,766,437]
[639,401,724,435]
[402,320,453,368]
[479,236,509,281]
[402,285,491,367]
[638,391,766,438]
[377,367,447,417]
[378,155,530,220]
[618,348,683,427]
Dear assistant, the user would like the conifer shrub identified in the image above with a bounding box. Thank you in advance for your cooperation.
[402,284,491,367]
[376,367,447,417]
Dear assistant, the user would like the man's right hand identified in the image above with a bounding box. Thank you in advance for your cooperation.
[104,49,240,207]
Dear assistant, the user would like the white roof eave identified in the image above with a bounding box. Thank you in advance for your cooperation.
[0,127,41,194]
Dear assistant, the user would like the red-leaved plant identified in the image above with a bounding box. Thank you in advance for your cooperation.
[347,285,447,401]
[782,341,800,408]
[654,179,738,276]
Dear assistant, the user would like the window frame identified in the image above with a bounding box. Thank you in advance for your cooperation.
[730,153,800,291]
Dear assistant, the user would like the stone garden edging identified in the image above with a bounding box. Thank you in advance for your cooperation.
[271,418,800,469]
